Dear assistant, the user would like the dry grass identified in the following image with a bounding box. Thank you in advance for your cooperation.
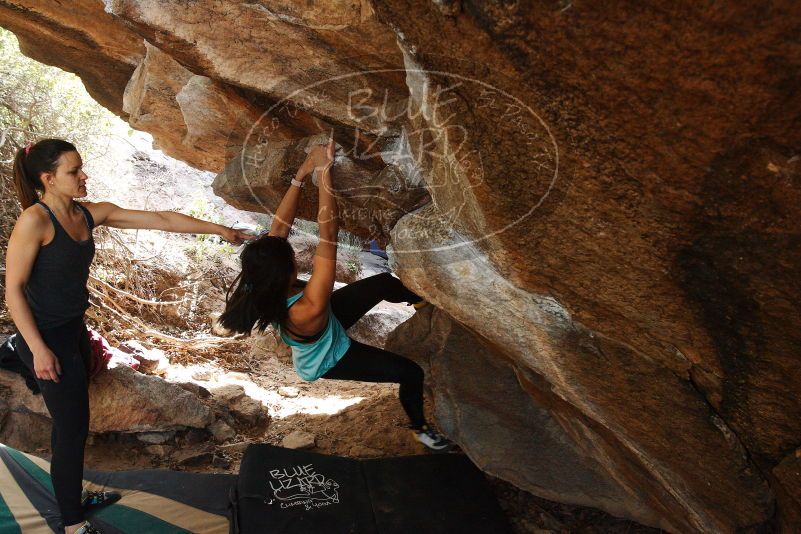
[87,234,224,340]
[0,171,246,363]
[0,172,20,333]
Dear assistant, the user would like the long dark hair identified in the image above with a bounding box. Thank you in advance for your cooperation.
[12,138,77,208]
[219,235,296,334]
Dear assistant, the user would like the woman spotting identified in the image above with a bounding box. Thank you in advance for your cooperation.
[5,139,252,534]
[219,137,452,452]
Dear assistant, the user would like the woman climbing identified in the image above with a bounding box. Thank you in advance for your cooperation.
[218,136,452,452]
[4,138,253,534]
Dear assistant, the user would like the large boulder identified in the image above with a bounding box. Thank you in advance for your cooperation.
[0,366,213,434]
[89,365,214,432]
[2,1,800,531]
[347,304,413,349]
[387,306,771,532]
[0,0,143,115]
[123,41,264,172]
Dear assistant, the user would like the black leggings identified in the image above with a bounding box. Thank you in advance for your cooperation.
[15,316,90,527]
[322,273,427,428]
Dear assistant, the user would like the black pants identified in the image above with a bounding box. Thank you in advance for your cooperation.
[322,273,427,428]
[15,316,90,527]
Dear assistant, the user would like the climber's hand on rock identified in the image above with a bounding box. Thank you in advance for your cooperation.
[307,143,333,172]
[325,136,335,166]
[33,346,61,383]
[298,151,316,177]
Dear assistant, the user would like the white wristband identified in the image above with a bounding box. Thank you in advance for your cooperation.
[290,178,304,188]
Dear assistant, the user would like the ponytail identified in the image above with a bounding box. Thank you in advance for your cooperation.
[13,146,40,209]
[11,138,77,209]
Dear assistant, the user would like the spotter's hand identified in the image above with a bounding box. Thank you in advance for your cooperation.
[33,347,61,383]
[220,227,256,245]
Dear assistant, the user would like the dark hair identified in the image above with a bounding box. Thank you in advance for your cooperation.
[218,235,296,334]
[12,138,77,208]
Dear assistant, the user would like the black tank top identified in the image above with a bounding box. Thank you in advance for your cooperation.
[24,201,95,329]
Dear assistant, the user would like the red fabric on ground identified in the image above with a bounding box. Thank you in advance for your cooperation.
[86,327,139,378]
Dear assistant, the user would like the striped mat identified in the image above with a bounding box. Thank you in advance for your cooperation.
[0,444,234,533]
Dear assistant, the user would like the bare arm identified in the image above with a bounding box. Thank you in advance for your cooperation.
[298,138,338,313]
[5,209,61,382]
[268,167,308,239]
[83,202,251,243]
[268,145,329,238]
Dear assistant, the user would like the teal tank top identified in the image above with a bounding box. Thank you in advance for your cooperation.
[276,291,351,381]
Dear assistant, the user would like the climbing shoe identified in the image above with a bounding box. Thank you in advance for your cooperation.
[81,489,121,512]
[413,424,453,451]
[73,521,103,534]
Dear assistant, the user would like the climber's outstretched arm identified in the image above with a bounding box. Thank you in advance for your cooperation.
[268,144,328,238]
[298,138,337,313]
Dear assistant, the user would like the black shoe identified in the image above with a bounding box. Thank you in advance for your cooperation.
[82,489,121,512]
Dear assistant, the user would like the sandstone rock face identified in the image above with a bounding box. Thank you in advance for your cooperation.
[2,1,800,532]
[378,3,800,532]
[0,1,143,115]
[386,307,665,525]
[387,306,773,532]
[774,448,801,531]
[347,304,413,349]
[123,41,265,171]
[107,0,432,241]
